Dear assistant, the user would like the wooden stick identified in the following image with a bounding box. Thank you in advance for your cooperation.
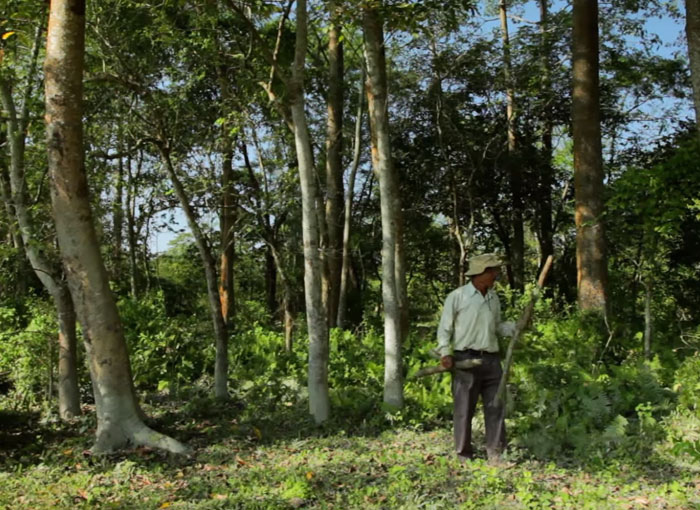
[409,358,482,379]
[492,255,553,407]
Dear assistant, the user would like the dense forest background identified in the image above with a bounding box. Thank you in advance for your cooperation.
[1,0,700,507]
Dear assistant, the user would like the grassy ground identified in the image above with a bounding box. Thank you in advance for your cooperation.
[1,393,699,510]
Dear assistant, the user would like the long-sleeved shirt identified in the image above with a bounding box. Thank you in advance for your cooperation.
[436,282,514,357]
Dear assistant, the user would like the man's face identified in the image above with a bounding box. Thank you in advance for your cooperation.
[482,266,501,288]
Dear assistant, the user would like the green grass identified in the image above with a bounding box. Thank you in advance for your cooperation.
[1,391,699,510]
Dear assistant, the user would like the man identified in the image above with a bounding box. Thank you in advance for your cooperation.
[437,253,515,462]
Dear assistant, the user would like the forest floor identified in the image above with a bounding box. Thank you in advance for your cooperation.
[1,394,699,510]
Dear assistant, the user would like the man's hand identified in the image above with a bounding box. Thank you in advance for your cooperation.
[440,355,454,369]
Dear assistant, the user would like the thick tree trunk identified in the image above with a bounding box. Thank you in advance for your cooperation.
[572,0,608,312]
[290,0,330,423]
[537,0,555,274]
[499,0,524,291]
[686,0,700,142]
[44,0,186,453]
[324,0,344,329]
[156,144,229,399]
[364,5,404,409]
[337,72,364,329]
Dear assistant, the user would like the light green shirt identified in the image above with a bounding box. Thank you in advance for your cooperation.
[436,282,513,357]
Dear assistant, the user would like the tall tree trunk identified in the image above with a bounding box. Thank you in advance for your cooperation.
[337,71,364,329]
[126,150,139,298]
[112,144,124,280]
[290,0,330,423]
[499,0,524,291]
[572,0,608,312]
[44,0,185,452]
[219,145,236,326]
[0,25,81,420]
[324,0,344,329]
[364,4,404,409]
[537,0,555,274]
[156,143,229,399]
[686,0,700,142]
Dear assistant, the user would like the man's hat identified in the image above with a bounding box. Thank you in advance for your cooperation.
[465,253,503,276]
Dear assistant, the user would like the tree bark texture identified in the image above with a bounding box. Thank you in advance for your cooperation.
[364,4,405,409]
[572,0,608,313]
[156,144,229,399]
[499,0,524,291]
[686,0,700,142]
[0,33,81,420]
[44,0,186,453]
[290,0,330,423]
[324,0,344,329]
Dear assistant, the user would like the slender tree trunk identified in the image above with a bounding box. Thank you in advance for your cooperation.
[219,145,236,326]
[156,143,229,399]
[686,0,700,142]
[337,71,364,329]
[643,279,652,360]
[324,0,344,329]
[538,0,555,273]
[290,0,330,423]
[56,285,81,419]
[364,4,404,409]
[45,0,185,452]
[572,0,608,313]
[0,30,81,420]
[112,145,124,280]
[265,244,278,317]
[126,151,139,298]
[499,0,524,291]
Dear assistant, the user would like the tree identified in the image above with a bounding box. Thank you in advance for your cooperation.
[685,0,700,142]
[363,2,406,408]
[44,0,186,453]
[0,11,81,420]
[572,0,608,313]
[324,0,344,329]
[499,0,524,291]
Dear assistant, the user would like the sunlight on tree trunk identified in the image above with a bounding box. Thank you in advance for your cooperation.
[45,0,186,453]
[572,0,608,313]
[364,4,404,409]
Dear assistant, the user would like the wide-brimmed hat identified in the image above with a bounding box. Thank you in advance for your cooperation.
[465,253,503,276]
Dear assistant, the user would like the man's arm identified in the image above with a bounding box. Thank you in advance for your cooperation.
[436,291,456,358]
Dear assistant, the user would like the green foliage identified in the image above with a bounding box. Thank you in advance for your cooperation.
[510,312,675,461]
[0,300,56,409]
[118,292,210,393]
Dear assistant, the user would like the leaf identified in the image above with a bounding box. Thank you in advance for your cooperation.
[305,471,314,480]
[159,503,172,509]
[2,31,16,40]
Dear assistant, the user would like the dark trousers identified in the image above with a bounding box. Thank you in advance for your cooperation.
[452,350,506,459]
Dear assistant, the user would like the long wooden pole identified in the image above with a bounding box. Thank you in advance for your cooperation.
[493,255,553,407]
